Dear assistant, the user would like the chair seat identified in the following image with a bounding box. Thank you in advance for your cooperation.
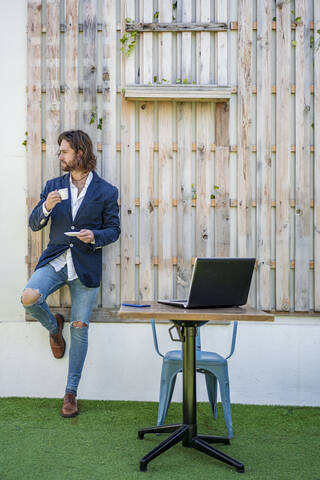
[164,349,227,365]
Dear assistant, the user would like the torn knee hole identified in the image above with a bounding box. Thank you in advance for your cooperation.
[72,321,88,328]
[21,288,41,306]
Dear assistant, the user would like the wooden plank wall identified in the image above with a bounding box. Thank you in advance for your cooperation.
[26,0,318,313]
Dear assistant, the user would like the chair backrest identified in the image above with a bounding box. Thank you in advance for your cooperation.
[225,321,238,359]
[196,328,201,351]
[151,319,164,357]
[151,319,238,360]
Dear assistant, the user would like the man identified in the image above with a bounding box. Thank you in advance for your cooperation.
[21,130,120,417]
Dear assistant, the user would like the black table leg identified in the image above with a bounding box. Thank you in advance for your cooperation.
[138,423,185,439]
[140,425,189,471]
[192,437,245,473]
[182,325,197,446]
[137,322,244,473]
[197,434,230,445]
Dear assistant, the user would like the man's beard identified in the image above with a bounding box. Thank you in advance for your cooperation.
[61,158,76,172]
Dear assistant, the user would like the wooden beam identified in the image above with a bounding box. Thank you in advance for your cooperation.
[230,21,314,31]
[41,141,315,154]
[123,85,232,101]
[125,22,228,32]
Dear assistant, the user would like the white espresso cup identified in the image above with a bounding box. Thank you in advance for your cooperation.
[58,188,69,200]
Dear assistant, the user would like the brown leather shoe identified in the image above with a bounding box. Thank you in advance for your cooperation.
[61,392,78,418]
[49,314,66,359]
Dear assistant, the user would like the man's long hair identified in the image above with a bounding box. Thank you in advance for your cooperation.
[58,130,97,172]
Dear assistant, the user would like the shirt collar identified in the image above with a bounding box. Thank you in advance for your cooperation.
[69,171,93,191]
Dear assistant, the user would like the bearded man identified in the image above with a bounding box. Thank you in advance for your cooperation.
[21,130,120,417]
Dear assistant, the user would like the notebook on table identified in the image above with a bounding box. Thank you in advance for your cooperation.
[157,257,255,309]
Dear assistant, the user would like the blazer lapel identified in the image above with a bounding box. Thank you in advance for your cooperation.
[65,173,73,220]
[73,171,100,224]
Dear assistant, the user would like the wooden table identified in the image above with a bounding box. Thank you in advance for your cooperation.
[119,302,274,473]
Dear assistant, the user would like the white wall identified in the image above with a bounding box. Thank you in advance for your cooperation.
[1,1,320,408]
[1,319,320,406]
[0,0,28,322]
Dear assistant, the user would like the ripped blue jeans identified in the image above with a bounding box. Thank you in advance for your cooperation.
[22,264,98,396]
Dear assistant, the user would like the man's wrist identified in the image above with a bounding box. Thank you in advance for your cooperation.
[43,202,52,216]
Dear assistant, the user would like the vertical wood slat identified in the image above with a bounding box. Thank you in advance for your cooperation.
[45,0,61,307]
[177,102,193,297]
[64,0,78,130]
[158,0,172,84]
[195,0,211,257]
[139,0,154,300]
[101,0,118,308]
[196,103,211,256]
[295,0,311,311]
[275,0,291,311]
[256,0,272,310]
[215,102,230,256]
[82,1,100,308]
[237,0,252,259]
[215,0,228,84]
[215,0,230,258]
[176,0,193,297]
[176,0,182,81]
[158,0,173,299]
[120,0,136,301]
[61,0,78,307]
[46,0,60,180]
[158,104,173,298]
[82,0,97,166]
[27,1,42,277]
[181,0,192,82]
[140,0,153,83]
[314,1,320,311]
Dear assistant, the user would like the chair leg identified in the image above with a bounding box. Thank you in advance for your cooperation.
[204,372,218,419]
[157,364,181,426]
[163,375,177,420]
[218,377,233,439]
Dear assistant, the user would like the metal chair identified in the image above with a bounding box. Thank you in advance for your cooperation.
[151,320,238,438]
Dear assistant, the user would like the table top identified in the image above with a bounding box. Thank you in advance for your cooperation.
[119,301,274,322]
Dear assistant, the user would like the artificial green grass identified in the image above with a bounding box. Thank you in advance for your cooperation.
[0,399,320,480]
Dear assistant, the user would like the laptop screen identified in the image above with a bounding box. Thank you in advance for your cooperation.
[186,258,255,308]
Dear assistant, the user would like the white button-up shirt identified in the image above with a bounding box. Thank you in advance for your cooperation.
[43,172,93,281]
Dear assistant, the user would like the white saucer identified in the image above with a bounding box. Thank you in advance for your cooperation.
[64,231,82,237]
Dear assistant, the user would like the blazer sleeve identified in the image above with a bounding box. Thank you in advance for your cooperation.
[29,182,51,231]
[90,187,121,251]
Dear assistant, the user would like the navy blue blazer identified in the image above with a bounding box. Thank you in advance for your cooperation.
[29,171,121,288]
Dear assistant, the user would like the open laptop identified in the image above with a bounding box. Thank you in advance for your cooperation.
[158,257,255,308]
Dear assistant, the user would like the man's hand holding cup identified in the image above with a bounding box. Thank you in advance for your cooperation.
[45,188,68,211]
[45,190,62,211]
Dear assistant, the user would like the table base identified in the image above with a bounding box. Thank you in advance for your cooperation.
[138,423,244,473]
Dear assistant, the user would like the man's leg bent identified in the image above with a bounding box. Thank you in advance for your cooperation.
[21,264,67,334]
